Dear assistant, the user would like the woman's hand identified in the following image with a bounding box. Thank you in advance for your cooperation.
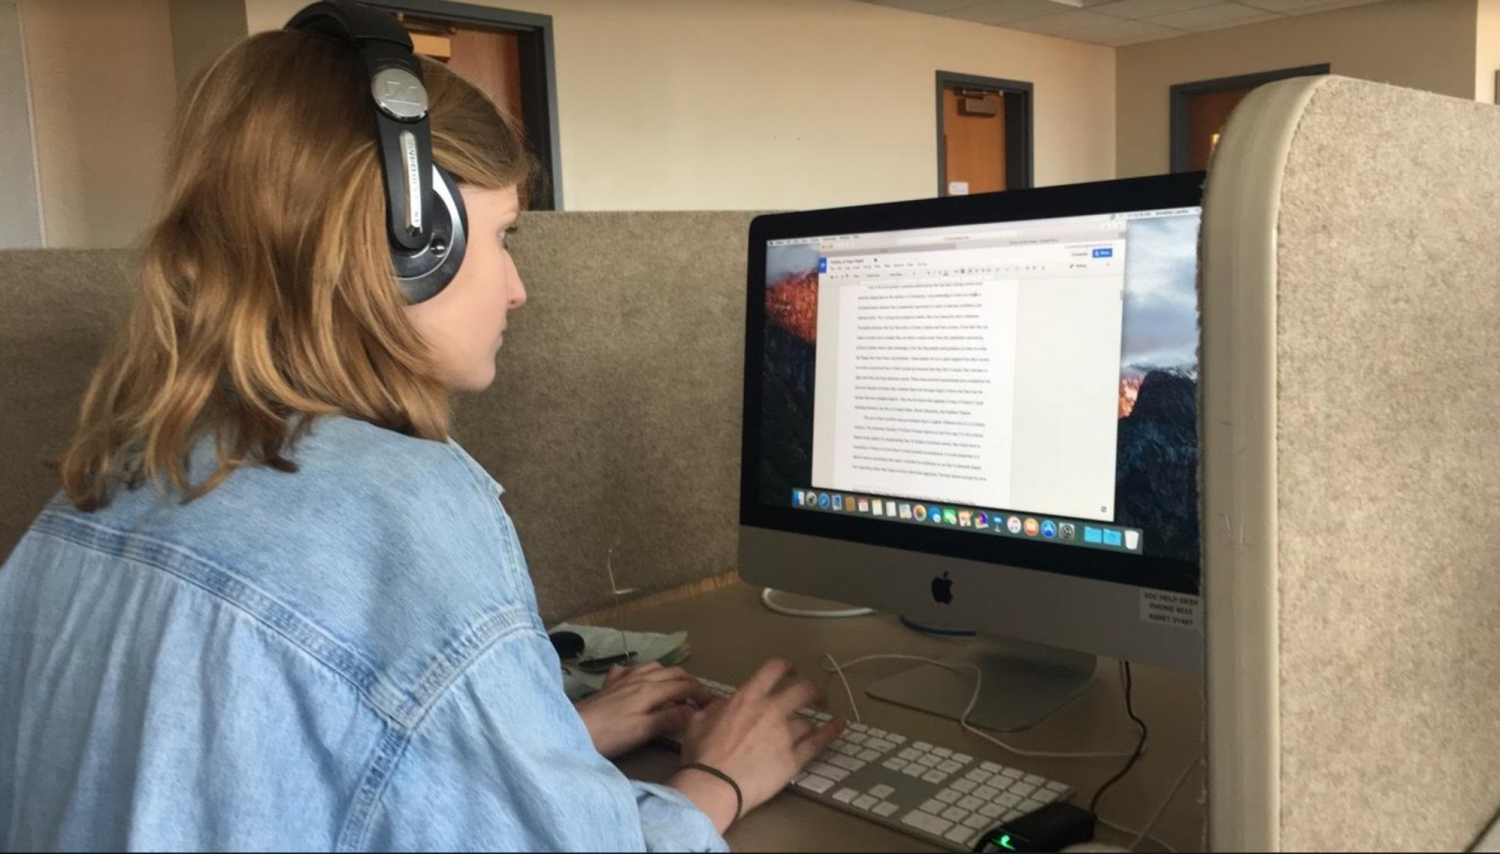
[668,658,845,834]
[576,662,720,760]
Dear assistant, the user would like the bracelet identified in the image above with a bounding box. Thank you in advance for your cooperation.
[681,762,744,823]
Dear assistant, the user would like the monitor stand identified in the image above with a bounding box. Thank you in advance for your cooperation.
[865,634,1097,733]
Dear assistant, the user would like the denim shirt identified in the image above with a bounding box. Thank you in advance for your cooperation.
[0,416,727,852]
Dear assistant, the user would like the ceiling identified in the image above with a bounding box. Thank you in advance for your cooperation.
[854,0,1386,46]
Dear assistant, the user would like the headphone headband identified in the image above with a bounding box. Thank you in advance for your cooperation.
[287,1,468,301]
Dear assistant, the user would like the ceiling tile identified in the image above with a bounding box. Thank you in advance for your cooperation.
[950,0,1091,25]
[1143,3,1280,29]
[859,0,1001,12]
[1091,0,1222,19]
[990,9,1122,33]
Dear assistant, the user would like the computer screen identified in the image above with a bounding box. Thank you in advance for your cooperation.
[741,175,1202,597]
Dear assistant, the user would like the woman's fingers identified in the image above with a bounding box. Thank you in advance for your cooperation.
[793,720,846,766]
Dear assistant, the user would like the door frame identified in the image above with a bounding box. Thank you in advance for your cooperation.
[936,71,1034,195]
[1169,64,1329,173]
[365,0,564,210]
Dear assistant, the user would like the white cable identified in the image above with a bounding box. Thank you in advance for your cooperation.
[1097,818,1178,854]
[817,652,1140,760]
[760,588,873,619]
[1126,751,1202,851]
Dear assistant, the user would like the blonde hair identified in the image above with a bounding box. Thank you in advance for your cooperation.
[60,30,538,510]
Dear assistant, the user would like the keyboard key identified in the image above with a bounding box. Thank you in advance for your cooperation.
[946,827,977,846]
[868,728,888,738]
[1046,781,1069,793]
[919,755,943,768]
[997,793,1022,808]
[1004,809,1024,822]
[858,749,881,763]
[902,765,925,778]
[1021,798,1045,814]
[942,806,970,823]
[959,796,985,811]
[797,775,835,794]
[901,811,953,838]
[913,741,933,752]
[882,759,907,771]
[936,789,962,805]
[869,784,896,800]
[849,723,869,733]
[867,739,896,753]
[974,785,1000,801]
[888,734,907,745]
[952,779,977,794]
[852,794,879,811]
[791,772,807,784]
[920,799,945,815]
[981,761,1003,773]
[923,770,948,784]
[938,760,964,774]
[836,743,861,757]
[932,747,953,758]
[979,803,1005,819]
[899,748,922,761]
[966,769,993,784]
[797,707,818,718]
[1024,774,1045,786]
[832,788,858,804]
[1034,790,1059,804]
[830,755,865,773]
[964,814,991,830]
[1010,783,1037,798]
[815,712,833,723]
[807,762,849,782]
[1001,768,1024,780]
[952,753,973,764]
[845,732,868,745]
[874,801,900,818]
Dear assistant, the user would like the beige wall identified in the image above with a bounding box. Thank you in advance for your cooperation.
[1479,0,1500,102]
[1116,0,1479,178]
[247,0,1116,211]
[20,0,178,248]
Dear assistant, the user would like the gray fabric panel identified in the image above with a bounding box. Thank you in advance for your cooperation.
[0,211,760,623]
[455,211,758,623]
[1275,78,1500,851]
[0,250,136,559]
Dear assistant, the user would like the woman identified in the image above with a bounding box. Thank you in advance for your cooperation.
[0,20,840,853]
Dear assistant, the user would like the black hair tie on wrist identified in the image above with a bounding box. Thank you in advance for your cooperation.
[682,763,744,823]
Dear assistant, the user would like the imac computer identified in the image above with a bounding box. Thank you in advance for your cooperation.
[739,173,1205,732]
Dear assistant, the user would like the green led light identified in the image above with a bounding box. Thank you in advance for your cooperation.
[1000,834,1017,851]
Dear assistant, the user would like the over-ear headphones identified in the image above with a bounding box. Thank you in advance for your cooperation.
[287,1,467,303]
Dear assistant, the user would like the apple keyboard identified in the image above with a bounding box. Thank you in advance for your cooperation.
[690,677,1075,852]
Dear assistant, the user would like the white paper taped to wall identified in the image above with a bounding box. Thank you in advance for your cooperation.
[948,181,969,195]
[1140,590,1202,630]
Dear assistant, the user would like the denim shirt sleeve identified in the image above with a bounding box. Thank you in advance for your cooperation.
[361,624,728,853]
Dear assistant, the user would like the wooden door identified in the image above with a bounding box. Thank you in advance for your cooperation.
[942,85,1006,196]
[1185,85,1254,172]
[402,16,525,129]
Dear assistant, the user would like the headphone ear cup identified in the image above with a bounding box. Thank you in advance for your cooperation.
[393,166,468,303]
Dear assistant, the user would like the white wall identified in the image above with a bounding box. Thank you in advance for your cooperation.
[0,0,44,248]
[1116,0,1479,178]
[246,0,1117,211]
[1478,0,1500,103]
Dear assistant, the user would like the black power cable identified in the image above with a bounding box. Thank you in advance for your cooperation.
[1089,661,1149,814]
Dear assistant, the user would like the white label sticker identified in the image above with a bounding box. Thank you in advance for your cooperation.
[1140,590,1202,630]
[948,181,970,195]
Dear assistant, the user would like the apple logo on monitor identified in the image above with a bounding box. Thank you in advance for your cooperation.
[931,571,954,605]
